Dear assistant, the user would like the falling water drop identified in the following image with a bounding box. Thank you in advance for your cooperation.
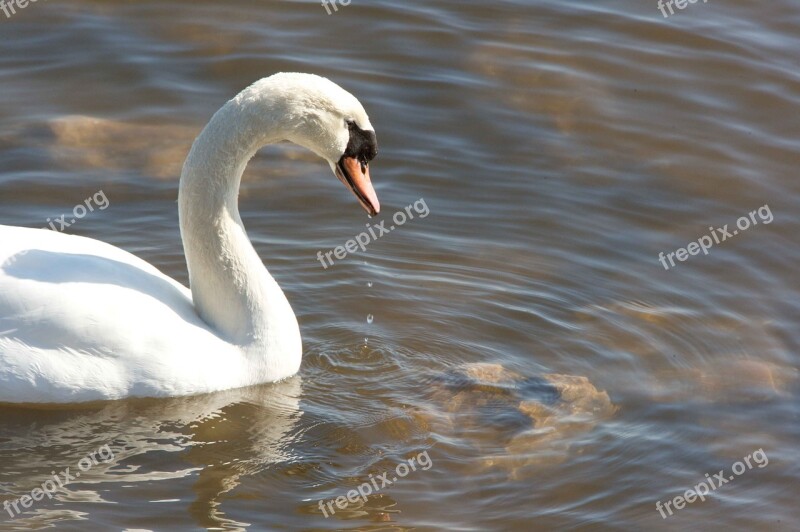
[367,314,374,324]
[367,281,373,288]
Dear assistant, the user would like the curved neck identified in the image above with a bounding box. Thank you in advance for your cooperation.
[178,95,296,349]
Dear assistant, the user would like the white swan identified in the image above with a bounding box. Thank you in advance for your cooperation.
[0,73,380,404]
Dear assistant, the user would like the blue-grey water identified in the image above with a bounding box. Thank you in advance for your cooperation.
[1,0,799,530]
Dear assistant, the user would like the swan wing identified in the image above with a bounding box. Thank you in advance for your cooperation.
[0,226,243,403]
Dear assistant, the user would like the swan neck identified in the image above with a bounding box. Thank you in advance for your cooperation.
[177,97,289,346]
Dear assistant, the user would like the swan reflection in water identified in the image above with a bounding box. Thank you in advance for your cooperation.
[0,377,303,530]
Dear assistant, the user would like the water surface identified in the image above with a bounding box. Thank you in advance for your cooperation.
[1,0,799,530]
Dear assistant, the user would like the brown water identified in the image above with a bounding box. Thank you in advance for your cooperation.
[1,0,800,530]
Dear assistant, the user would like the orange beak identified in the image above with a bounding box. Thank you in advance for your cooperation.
[335,156,380,216]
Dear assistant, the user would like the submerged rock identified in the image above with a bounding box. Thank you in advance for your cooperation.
[424,363,617,478]
[648,360,799,404]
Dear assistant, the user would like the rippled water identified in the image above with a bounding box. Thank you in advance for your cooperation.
[2,0,800,530]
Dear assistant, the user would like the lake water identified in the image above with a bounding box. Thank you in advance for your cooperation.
[1,0,799,530]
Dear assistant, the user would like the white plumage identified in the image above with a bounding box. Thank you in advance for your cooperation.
[0,73,378,403]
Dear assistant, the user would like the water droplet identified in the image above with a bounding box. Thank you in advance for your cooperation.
[367,314,374,324]
[367,281,373,288]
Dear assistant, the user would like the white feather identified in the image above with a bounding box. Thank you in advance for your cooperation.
[0,73,375,403]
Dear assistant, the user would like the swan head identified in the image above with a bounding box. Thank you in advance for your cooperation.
[242,73,380,216]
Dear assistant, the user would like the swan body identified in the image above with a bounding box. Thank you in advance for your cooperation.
[0,73,380,404]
